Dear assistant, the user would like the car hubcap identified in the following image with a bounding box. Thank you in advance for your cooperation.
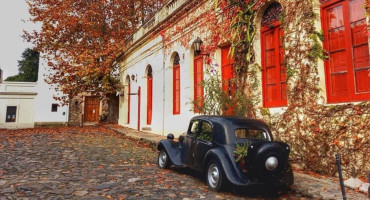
[208,163,219,188]
[159,151,167,167]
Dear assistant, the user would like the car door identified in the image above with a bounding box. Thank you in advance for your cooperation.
[181,120,199,166]
[193,121,213,170]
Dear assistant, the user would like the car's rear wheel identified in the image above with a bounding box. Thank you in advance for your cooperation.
[158,149,170,169]
[206,160,224,191]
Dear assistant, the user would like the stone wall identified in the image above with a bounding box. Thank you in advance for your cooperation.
[68,96,84,126]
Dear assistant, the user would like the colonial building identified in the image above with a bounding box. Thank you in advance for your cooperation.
[118,0,369,179]
[118,0,369,137]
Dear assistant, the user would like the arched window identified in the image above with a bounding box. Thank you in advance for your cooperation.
[221,45,235,115]
[194,48,204,113]
[147,66,153,125]
[173,53,181,115]
[321,0,369,103]
[261,2,286,107]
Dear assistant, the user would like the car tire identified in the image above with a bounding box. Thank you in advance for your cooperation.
[206,160,224,191]
[158,149,170,169]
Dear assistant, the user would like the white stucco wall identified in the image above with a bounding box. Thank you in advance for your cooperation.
[0,82,37,129]
[120,32,201,137]
[34,57,69,124]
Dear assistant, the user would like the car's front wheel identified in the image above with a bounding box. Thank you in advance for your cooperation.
[206,160,224,191]
[158,149,170,169]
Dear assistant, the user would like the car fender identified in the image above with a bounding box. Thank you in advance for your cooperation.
[204,148,249,186]
[157,140,183,166]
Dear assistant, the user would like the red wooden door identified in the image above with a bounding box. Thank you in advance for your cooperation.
[173,64,180,115]
[147,76,152,125]
[84,96,100,122]
[194,55,204,113]
[221,46,235,115]
[127,82,131,124]
[138,87,141,131]
[261,23,286,107]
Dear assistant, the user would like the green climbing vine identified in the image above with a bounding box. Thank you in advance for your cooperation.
[160,0,369,178]
[214,0,369,178]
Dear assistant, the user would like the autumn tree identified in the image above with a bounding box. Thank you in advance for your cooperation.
[24,0,166,103]
[5,48,39,82]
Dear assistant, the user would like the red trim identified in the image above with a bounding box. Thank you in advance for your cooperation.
[147,76,153,125]
[138,87,141,131]
[321,0,370,103]
[261,21,287,108]
[173,64,180,115]
[127,82,130,124]
[221,46,235,115]
[194,55,204,113]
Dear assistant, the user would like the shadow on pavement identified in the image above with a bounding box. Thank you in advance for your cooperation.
[169,166,302,199]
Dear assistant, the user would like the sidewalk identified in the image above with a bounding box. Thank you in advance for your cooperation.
[105,125,369,200]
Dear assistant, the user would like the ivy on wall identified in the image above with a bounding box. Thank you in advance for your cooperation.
[157,0,369,178]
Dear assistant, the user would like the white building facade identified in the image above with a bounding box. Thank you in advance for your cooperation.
[118,0,370,138]
[0,58,69,129]
[0,82,37,129]
[34,57,69,127]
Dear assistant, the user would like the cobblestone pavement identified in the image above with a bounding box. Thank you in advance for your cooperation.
[0,126,367,200]
[0,126,305,200]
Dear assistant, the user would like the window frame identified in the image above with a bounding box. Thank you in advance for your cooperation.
[196,121,213,143]
[127,77,131,124]
[261,20,287,108]
[5,106,17,123]
[321,0,370,103]
[194,55,204,113]
[173,64,181,115]
[221,45,235,115]
[147,67,153,125]
[51,104,59,112]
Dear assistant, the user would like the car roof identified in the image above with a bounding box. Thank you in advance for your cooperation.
[190,115,273,144]
[191,115,268,127]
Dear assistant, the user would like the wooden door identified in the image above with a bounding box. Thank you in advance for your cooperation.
[194,55,204,113]
[147,76,153,125]
[138,87,141,131]
[84,96,100,122]
[221,46,235,115]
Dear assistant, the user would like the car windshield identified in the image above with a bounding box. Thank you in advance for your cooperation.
[235,128,270,140]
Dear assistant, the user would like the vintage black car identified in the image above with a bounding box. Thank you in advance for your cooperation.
[157,116,294,191]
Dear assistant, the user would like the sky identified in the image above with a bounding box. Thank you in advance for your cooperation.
[0,0,40,79]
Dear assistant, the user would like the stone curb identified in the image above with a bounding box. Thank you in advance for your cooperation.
[107,126,164,151]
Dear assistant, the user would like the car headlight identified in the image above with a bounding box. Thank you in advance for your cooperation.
[265,156,278,171]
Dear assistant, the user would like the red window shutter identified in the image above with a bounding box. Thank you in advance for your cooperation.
[147,76,152,125]
[221,46,235,115]
[350,0,370,93]
[173,64,180,115]
[322,0,369,102]
[194,56,204,113]
[261,24,286,107]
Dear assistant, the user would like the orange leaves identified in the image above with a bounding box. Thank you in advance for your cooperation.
[25,0,166,101]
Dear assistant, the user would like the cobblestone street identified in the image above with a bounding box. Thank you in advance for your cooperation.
[0,126,310,200]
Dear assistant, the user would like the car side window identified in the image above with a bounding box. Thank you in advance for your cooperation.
[189,120,200,136]
[197,122,212,142]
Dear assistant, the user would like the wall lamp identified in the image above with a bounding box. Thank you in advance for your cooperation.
[194,37,203,54]
[194,37,209,56]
